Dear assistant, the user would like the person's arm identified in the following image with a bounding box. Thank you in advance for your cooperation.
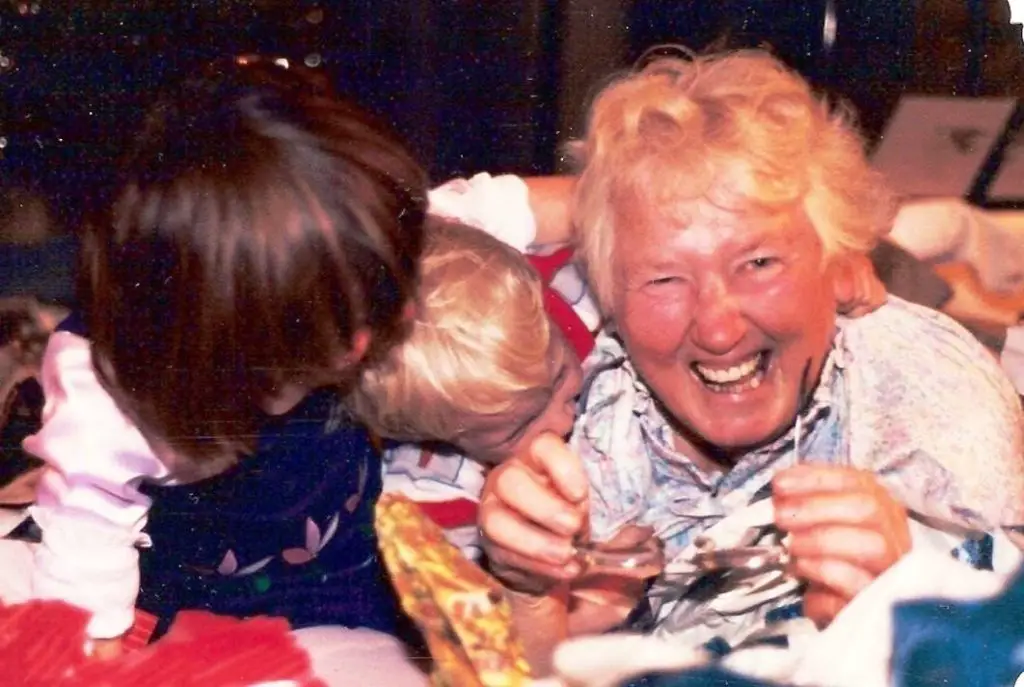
[832,251,888,317]
[428,174,576,252]
[522,176,575,247]
[772,464,912,628]
[24,331,169,646]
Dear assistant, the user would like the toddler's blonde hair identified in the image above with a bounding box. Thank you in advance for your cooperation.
[352,219,556,443]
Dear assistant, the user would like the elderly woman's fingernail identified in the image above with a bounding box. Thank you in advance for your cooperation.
[554,510,580,534]
[773,474,799,492]
[776,507,798,523]
[546,543,574,565]
[564,561,582,577]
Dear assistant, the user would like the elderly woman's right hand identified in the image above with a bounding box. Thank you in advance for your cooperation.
[479,433,589,592]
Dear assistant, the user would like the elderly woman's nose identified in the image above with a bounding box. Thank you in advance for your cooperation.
[692,288,747,353]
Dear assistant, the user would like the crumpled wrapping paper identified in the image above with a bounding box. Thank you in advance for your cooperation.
[375,493,532,687]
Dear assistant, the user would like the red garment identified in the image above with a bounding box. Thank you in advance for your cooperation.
[527,247,595,361]
[0,600,324,686]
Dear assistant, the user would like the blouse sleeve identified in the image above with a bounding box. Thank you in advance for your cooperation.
[427,173,537,252]
[23,331,170,639]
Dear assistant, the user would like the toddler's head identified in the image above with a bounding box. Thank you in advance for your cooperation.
[353,219,582,464]
[82,59,428,462]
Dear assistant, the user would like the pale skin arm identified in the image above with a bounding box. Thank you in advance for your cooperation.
[479,434,586,675]
[480,435,651,675]
[773,464,912,627]
[89,637,125,660]
[523,176,575,246]
[507,580,645,677]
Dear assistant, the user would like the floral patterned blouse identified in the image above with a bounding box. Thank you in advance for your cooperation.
[573,296,1024,646]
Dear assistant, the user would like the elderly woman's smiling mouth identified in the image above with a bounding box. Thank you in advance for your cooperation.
[690,349,771,393]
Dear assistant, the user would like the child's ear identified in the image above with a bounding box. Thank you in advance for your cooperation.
[402,299,417,323]
[337,328,372,370]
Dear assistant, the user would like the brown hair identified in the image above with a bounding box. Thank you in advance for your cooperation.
[81,60,428,467]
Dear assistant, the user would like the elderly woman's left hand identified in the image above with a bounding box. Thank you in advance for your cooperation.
[772,464,912,628]
[833,252,887,317]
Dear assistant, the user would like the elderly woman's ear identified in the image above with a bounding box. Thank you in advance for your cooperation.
[831,251,888,317]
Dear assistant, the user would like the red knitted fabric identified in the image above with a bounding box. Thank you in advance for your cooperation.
[0,600,324,686]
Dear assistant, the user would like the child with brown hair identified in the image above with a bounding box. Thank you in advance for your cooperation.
[8,57,428,668]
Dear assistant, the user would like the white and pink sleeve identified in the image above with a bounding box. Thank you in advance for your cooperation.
[23,331,171,639]
[428,173,603,334]
[428,173,538,252]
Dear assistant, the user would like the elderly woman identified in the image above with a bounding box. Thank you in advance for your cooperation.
[478,50,1024,673]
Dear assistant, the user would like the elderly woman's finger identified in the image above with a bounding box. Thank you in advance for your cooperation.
[789,555,875,603]
[774,492,883,530]
[803,584,849,629]
[773,464,877,496]
[523,433,589,505]
[479,497,578,567]
[486,545,581,593]
[785,524,895,575]
[485,460,585,537]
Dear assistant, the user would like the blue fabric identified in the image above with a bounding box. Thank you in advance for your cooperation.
[56,315,399,639]
[627,565,1024,687]
[951,534,995,571]
[890,566,1024,687]
[137,390,398,638]
[626,667,769,687]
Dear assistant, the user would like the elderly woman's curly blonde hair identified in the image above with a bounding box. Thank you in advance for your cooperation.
[569,49,897,313]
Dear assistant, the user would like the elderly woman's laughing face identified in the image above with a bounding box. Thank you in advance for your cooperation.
[610,187,840,466]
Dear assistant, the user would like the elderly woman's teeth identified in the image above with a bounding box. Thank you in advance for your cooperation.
[693,353,765,391]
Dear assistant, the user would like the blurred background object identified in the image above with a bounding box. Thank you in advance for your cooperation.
[2,1,1023,197]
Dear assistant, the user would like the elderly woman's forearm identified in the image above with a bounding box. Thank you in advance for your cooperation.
[523,176,576,247]
[506,584,570,677]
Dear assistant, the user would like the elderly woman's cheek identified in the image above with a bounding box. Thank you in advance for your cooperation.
[617,293,692,358]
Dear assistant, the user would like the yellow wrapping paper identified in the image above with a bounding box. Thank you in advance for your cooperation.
[375,493,533,687]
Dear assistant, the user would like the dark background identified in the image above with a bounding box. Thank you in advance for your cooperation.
[1,0,1023,225]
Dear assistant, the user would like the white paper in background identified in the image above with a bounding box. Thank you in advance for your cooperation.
[1010,0,1024,24]
[987,129,1024,200]
[871,96,1018,198]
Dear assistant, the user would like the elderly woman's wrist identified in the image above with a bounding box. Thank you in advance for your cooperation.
[505,583,571,678]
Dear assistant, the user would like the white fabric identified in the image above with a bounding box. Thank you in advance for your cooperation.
[23,331,172,638]
[428,173,538,252]
[291,626,429,687]
[0,537,34,604]
[735,550,1006,687]
[889,199,1024,293]
[381,444,485,561]
[1001,325,1024,396]
[543,551,1008,687]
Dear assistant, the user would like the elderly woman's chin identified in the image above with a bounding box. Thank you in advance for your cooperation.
[669,353,801,453]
